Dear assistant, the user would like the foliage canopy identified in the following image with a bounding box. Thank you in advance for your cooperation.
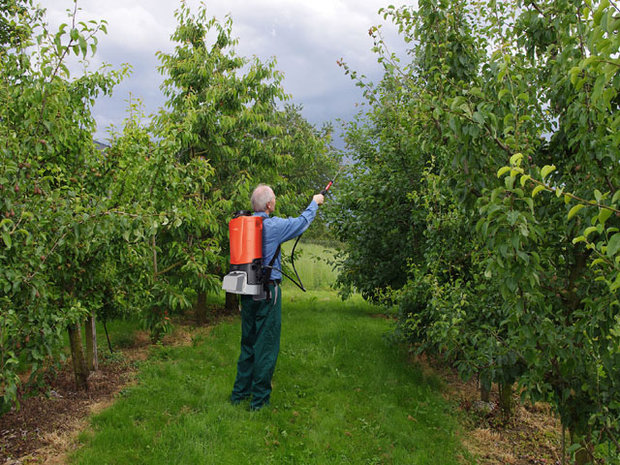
[327,0,619,460]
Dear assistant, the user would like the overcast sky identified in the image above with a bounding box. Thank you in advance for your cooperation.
[37,0,408,145]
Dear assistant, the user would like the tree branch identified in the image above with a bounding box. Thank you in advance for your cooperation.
[155,260,185,277]
[152,233,158,277]
[527,177,620,215]
[528,0,546,17]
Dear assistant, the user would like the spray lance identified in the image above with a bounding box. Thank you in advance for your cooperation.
[286,164,346,292]
[320,164,345,195]
[222,166,344,298]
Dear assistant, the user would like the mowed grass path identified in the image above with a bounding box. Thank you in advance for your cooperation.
[70,291,471,465]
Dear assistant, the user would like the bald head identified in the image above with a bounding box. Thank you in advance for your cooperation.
[251,184,275,213]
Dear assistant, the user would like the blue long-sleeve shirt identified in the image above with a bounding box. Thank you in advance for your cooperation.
[255,200,318,281]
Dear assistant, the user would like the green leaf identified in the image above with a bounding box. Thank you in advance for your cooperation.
[584,226,598,238]
[472,111,485,125]
[569,66,582,85]
[0,218,14,230]
[510,152,523,166]
[491,187,504,203]
[594,189,603,203]
[517,92,529,103]
[540,165,555,179]
[469,87,484,98]
[2,232,11,248]
[532,185,546,197]
[79,36,87,57]
[497,166,511,178]
[520,175,530,187]
[607,233,620,256]
[568,204,585,220]
[450,96,465,111]
[598,208,612,225]
[507,210,519,226]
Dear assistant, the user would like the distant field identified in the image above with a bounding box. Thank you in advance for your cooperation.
[280,241,340,292]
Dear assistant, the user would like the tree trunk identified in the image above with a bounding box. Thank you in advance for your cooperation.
[565,251,588,312]
[225,292,239,312]
[84,314,98,371]
[195,291,208,325]
[479,373,491,402]
[480,383,490,402]
[498,382,513,419]
[67,322,89,391]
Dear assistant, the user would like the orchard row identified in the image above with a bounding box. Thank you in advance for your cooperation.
[326,1,619,463]
[0,1,335,412]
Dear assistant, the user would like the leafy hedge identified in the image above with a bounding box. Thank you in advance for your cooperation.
[327,0,619,462]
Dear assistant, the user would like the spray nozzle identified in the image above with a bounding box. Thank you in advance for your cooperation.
[320,165,344,196]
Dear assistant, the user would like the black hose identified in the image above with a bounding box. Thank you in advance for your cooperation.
[264,234,306,292]
[289,233,306,291]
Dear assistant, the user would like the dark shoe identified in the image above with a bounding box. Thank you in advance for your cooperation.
[249,401,269,411]
[230,394,249,405]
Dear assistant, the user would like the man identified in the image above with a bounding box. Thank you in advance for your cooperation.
[231,184,324,410]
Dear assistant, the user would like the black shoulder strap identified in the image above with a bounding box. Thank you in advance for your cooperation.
[268,244,281,269]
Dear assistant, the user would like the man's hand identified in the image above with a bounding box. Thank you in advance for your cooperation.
[313,194,325,206]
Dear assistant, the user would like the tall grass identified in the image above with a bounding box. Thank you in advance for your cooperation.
[70,290,472,465]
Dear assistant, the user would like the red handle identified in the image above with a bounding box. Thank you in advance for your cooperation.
[320,181,333,195]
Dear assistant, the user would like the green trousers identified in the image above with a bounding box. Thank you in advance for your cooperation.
[231,284,281,410]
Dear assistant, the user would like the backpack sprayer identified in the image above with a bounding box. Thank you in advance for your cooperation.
[221,167,343,299]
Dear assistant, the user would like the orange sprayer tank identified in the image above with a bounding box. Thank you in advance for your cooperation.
[222,212,264,295]
[229,215,263,264]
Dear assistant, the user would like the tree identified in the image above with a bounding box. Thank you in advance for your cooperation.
[155,3,336,319]
[0,1,127,400]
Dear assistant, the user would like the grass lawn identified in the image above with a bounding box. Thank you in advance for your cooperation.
[69,244,472,464]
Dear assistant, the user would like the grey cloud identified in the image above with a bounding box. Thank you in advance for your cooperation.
[36,0,408,142]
